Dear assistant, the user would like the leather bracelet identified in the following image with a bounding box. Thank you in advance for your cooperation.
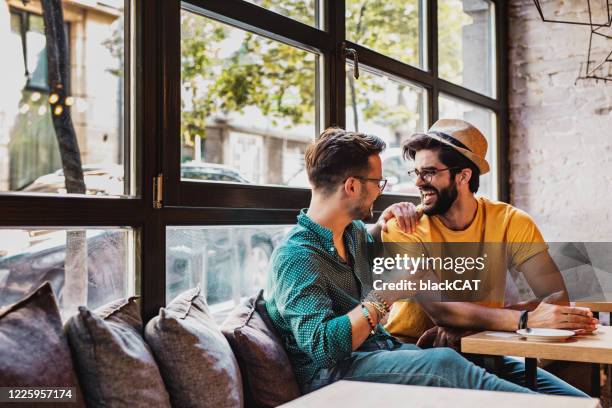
[518,310,529,330]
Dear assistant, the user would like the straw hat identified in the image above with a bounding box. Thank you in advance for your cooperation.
[419,119,490,175]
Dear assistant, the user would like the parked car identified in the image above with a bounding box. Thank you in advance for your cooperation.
[286,147,419,195]
[181,161,251,183]
[0,226,286,322]
[21,164,125,196]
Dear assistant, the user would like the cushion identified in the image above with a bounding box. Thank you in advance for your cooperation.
[0,282,85,407]
[222,290,301,407]
[65,296,171,408]
[145,287,243,408]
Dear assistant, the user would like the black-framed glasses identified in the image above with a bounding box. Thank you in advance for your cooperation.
[351,176,388,192]
[407,167,460,183]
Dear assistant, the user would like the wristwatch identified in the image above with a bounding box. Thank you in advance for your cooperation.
[518,310,529,330]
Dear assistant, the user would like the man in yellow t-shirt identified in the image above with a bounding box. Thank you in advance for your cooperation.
[382,119,598,345]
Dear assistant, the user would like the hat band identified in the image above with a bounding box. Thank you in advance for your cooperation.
[429,131,472,152]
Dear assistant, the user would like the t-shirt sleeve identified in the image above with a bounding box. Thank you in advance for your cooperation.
[506,208,548,267]
[382,218,422,244]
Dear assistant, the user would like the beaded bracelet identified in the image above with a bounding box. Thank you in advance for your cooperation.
[365,300,386,321]
[369,291,390,313]
[360,303,376,334]
[364,291,390,318]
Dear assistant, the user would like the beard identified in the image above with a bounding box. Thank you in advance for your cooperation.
[349,190,376,221]
[421,180,458,216]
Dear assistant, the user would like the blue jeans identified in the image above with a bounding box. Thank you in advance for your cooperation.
[465,354,588,398]
[305,339,532,394]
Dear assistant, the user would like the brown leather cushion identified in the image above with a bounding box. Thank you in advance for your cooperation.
[0,282,85,407]
[222,290,301,407]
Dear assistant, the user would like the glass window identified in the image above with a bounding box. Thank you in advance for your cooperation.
[0,228,135,319]
[1,1,130,196]
[346,64,427,195]
[346,0,426,69]
[439,93,497,199]
[181,9,319,188]
[438,0,495,97]
[244,0,320,28]
[166,225,291,323]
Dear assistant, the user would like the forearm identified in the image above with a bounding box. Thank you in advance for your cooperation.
[348,304,375,350]
[423,302,521,332]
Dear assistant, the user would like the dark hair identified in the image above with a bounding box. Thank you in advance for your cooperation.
[305,127,386,194]
[402,133,480,193]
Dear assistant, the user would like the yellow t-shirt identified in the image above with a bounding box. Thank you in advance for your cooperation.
[382,196,547,343]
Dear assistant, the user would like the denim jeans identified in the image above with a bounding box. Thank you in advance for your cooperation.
[305,338,533,394]
[465,354,588,398]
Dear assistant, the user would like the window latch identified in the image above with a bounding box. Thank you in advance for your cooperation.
[343,45,360,79]
[153,174,163,209]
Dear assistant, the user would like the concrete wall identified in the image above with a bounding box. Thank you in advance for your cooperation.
[508,0,612,241]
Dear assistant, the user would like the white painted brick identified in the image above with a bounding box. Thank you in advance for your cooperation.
[509,0,612,241]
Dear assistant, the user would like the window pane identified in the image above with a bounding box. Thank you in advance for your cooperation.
[346,65,427,195]
[243,0,319,28]
[181,9,319,188]
[438,94,497,199]
[0,1,130,196]
[346,0,426,69]
[0,228,135,319]
[166,225,291,323]
[438,0,495,97]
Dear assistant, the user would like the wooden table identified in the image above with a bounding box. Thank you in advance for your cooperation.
[280,380,600,407]
[575,302,612,313]
[462,326,612,392]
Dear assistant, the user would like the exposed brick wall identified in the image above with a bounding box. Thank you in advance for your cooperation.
[508,0,612,241]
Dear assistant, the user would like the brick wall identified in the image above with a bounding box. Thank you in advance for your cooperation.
[508,0,612,241]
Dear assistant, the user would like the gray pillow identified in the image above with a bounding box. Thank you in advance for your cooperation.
[221,291,301,407]
[0,282,86,407]
[145,287,243,408]
[65,296,171,408]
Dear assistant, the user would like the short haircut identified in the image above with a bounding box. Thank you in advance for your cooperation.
[402,133,480,193]
[305,127,386,195]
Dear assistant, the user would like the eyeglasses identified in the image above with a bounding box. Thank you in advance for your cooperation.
[407,167,459,184]
[351,176,388,192]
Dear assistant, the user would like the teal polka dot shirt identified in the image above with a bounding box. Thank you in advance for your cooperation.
[264,210,394,389]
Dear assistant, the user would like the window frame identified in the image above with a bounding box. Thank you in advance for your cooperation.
[162,0,508,210]
[0,0,508,321]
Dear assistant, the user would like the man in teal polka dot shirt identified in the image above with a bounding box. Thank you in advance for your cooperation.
[264,127,537,395]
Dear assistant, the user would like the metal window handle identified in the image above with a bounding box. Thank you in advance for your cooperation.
[344,47,360,79]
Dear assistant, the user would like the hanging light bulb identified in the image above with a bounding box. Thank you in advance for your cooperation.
[48,93,59,104]
[54,105,64,116]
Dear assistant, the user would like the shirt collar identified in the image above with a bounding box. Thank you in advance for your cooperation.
[297,209,356,246]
